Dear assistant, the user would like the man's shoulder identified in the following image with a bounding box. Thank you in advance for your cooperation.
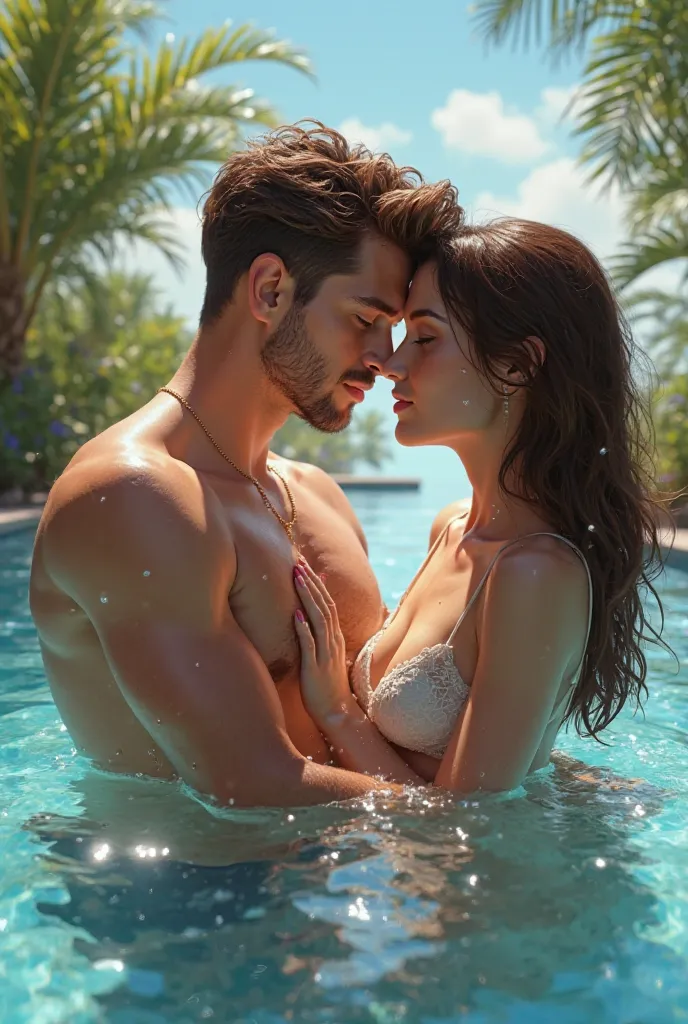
[270,455,368,549]
[40,438,225,569]
[270,455,347,504]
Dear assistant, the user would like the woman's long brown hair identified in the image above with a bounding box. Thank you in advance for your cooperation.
[435,218,669,738]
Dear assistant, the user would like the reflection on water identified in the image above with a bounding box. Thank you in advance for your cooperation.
[23,758,680,1023]
[1,511,688,1022]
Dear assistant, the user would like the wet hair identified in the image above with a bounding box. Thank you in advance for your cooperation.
[435,217,669,738]
[200,120,463,325]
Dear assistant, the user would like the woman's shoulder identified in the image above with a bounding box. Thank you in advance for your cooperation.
[428,499,471,548]
[485,533,590,627]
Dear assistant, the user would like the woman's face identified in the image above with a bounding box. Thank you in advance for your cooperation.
[382,262,502,448]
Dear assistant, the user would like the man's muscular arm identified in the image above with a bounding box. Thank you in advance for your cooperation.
[41,459,396,807]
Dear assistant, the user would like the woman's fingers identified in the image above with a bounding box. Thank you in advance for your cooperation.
[294,608,316,664]
[294,567,331,655]
[298,559,341,631]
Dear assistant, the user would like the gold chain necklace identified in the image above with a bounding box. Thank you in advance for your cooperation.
[158,386,298,544]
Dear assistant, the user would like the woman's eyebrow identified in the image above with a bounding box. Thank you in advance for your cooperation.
[407,307,449,323]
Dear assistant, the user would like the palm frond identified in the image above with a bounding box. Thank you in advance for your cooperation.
[612,220,688,290]
[574,5,688,189]
[1,1,313,341]
[473,0,632,54]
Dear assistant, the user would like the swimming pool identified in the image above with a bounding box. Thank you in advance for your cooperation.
[1,490,687,1023]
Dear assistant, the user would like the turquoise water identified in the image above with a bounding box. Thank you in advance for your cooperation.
[1,491,688,1023]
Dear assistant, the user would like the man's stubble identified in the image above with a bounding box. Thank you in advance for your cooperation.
[260,303,351,434]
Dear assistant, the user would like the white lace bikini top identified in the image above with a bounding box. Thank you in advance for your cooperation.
[351,518,594,760]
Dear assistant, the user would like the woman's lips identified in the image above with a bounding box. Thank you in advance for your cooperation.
[393,399,413,414]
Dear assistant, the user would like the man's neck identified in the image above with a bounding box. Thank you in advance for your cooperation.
[165,319,291,481]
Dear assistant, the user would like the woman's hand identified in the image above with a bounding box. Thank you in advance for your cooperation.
[293,558,355,726]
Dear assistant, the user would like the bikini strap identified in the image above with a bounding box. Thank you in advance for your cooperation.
[446,531,594,692]
[386,512,468,628]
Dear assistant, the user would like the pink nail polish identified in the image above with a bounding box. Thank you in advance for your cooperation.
[295,609,305,622]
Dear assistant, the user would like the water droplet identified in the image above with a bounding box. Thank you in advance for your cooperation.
[599,447,608,455]
[587,524,596,532]
[195,662,199,668]
[69,607,76,613]
[99,594,108,604]
[191,762,197,770]
[462,399,470,406]
[286,814,295,822]
[262,574,268,581]
[156,718,161,725]
[142,570,151,578]
[595,857,607,868]
[114,749,122,757]
[100,496,106,503]
[461,368,467,374]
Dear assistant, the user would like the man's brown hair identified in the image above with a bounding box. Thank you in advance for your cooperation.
[200,120,463,325]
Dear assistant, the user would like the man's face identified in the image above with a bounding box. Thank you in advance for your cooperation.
[260,235,411,432]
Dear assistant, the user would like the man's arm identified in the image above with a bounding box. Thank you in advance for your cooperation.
[42,460,397,808]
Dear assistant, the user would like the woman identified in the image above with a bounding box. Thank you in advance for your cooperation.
[291,218,666,794]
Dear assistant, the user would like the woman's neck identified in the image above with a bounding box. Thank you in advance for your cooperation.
[450,435,552,540]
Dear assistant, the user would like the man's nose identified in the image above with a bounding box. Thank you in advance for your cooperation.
[362,328,395,376]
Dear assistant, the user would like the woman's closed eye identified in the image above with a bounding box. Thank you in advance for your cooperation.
[412,335,436,346]
[355,314,374,329]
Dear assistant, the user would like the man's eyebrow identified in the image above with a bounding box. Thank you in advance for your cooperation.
[408,307,449,324]
[354,295,400,318]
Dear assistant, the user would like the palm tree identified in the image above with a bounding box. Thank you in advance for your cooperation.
[0,0,311,378]
[628,288,688,376]
[474,0,688,289]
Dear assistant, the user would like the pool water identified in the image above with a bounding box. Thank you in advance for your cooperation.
[1,490,688,1024]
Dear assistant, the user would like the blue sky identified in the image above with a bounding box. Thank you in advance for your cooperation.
[129,1,673,500]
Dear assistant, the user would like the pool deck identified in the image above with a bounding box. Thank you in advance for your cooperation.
[2,504,688,572]
[0,506,42,537]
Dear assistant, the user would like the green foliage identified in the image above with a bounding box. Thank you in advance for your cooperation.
[629,288,688,376]
[272,410,391,475]
[473,0,688,289]
[0,271,191,493]
[0,270,392,495]
[653,375,688,494]
[0,0,311,372]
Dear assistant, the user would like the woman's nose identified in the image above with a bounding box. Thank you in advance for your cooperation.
[381,347,408,381]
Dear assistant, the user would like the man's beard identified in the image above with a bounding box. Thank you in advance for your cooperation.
[260,303,371,433]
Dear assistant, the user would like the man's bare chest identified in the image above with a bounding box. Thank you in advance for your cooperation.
[228,508,384,684]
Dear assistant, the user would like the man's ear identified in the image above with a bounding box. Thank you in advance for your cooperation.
[247,253,296,327]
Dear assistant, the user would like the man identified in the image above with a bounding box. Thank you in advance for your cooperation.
[30,122,462,808]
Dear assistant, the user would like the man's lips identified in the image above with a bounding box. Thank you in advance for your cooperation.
[342,382,371,403]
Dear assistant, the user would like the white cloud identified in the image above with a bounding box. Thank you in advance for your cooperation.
[431,89,549,164]
[472,156,626,261]
[337,118,412,152]
[470,158,685,353]
[535,85,579,128]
